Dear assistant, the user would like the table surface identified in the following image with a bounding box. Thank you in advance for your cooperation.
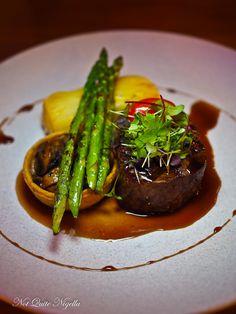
[0,0,236,313]
[0,0,236,63]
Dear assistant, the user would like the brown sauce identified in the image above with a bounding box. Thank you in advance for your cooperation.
[0,100,40,145]
[166,87,177,94]
[214,226,222,233]
[0,118,14,144]
[15,100,222,240]
[17,103,34,113]
[0,212,234,272]
[101,265,118,271]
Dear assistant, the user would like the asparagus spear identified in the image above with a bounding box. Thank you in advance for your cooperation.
[52,49,108,234]
[86,69,109,190]
[68,54,109,217]
[70,48,108,137]
[68,97,97,217]
[96,56,123,192]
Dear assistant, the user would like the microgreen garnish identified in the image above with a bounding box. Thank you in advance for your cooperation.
[105,174,122,200]
[122,98,194,172]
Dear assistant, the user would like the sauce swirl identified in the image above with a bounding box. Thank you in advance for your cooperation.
[0,100,40,145]
[0,118,14,144]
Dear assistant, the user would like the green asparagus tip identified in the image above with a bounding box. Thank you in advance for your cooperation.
[69,199,80,218]
[52,217,61,234]
[53,226,60,235]
[52,199,67,234]
[100,48,108,60]
[114,56,123,66]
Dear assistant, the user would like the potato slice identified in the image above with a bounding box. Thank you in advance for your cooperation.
[43,75,159,133]
[43,88,83,133]
[114,75,160,110]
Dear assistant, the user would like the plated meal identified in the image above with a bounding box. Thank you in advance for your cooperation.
[1,31,236,314]
[21,48,220,239]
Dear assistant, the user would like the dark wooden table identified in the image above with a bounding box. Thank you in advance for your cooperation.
[0,0,236,313]
[0,0,235,63]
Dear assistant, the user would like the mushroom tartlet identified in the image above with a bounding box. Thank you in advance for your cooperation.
[23,132,117,209]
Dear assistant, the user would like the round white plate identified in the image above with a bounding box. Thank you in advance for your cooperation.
[0,31,236,314]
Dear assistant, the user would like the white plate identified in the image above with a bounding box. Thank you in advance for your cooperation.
[0,31,236,314]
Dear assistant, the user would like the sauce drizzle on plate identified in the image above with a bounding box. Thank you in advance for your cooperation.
[0,99,41,145]
[0,118,14,144]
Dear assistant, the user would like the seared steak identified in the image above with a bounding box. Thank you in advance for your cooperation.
[115,142,206,215]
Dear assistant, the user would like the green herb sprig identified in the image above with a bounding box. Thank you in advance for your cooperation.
[122,98,194,172]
